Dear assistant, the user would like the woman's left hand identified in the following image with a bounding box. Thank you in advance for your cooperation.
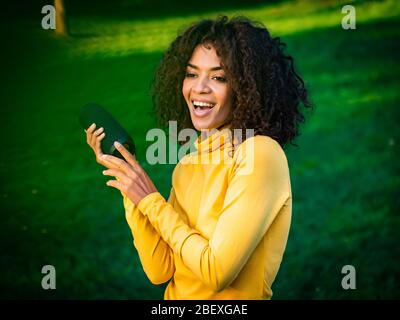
[101,141,158,205]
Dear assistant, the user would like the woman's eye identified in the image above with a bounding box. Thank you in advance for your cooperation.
[185,72,196,78]
[213,76,227,82]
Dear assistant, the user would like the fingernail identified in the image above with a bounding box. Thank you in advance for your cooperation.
[114,141,121,148]
[102,170,106,175]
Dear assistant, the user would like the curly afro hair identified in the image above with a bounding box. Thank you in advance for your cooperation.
[152,15,312,146]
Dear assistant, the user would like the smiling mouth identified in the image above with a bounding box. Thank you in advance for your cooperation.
[192,100,216,110]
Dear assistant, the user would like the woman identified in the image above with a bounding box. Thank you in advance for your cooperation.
[85,16,311,299]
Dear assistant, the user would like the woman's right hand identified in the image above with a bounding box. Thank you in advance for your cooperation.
[84,123,108,166]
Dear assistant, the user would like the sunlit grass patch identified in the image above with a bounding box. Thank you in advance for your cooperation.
[63,0,400,59]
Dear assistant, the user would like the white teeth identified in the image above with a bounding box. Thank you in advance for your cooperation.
[192,100,215,108]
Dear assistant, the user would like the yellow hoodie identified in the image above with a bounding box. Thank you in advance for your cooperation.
[122,127,292,299]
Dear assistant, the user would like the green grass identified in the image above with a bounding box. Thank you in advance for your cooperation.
[1,0,399,299]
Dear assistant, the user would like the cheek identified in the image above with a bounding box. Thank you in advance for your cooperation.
[218,87,232,108]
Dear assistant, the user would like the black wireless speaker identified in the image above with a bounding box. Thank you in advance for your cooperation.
[79,103,135,159]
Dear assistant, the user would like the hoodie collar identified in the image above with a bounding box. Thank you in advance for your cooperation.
[194,124,233,154]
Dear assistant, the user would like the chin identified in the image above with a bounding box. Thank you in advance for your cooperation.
[192,119,214,131]
[193,124,207,131]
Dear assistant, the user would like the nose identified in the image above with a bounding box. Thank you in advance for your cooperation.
[192,76,211,94]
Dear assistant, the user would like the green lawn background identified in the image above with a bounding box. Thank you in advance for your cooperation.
[0,0,399,299]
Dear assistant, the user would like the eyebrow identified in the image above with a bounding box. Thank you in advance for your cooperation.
[187,63,223,71]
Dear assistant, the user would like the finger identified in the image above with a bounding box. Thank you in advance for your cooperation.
[105,179,126,193]
[86,123,96,134]
[113,141,143,179]
[86,124,98,145]
[101,154,132,173]
[94,127,104,135]
[91,127,104,146]
[93,132,105,158]
[102,169,129,183]
[97,132,106,141]
[98,156,120,170]
[95,132,106,151]
[86,126,94,145]
[113,141,138,167]
[99,155,128,172]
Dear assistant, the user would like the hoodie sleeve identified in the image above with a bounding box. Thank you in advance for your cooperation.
[122,187,176,285]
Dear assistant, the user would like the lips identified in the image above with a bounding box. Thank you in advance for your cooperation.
[192,100,215,108]
[191,100,215,118]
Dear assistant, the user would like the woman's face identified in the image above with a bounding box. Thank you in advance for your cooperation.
[182,44,233,131]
